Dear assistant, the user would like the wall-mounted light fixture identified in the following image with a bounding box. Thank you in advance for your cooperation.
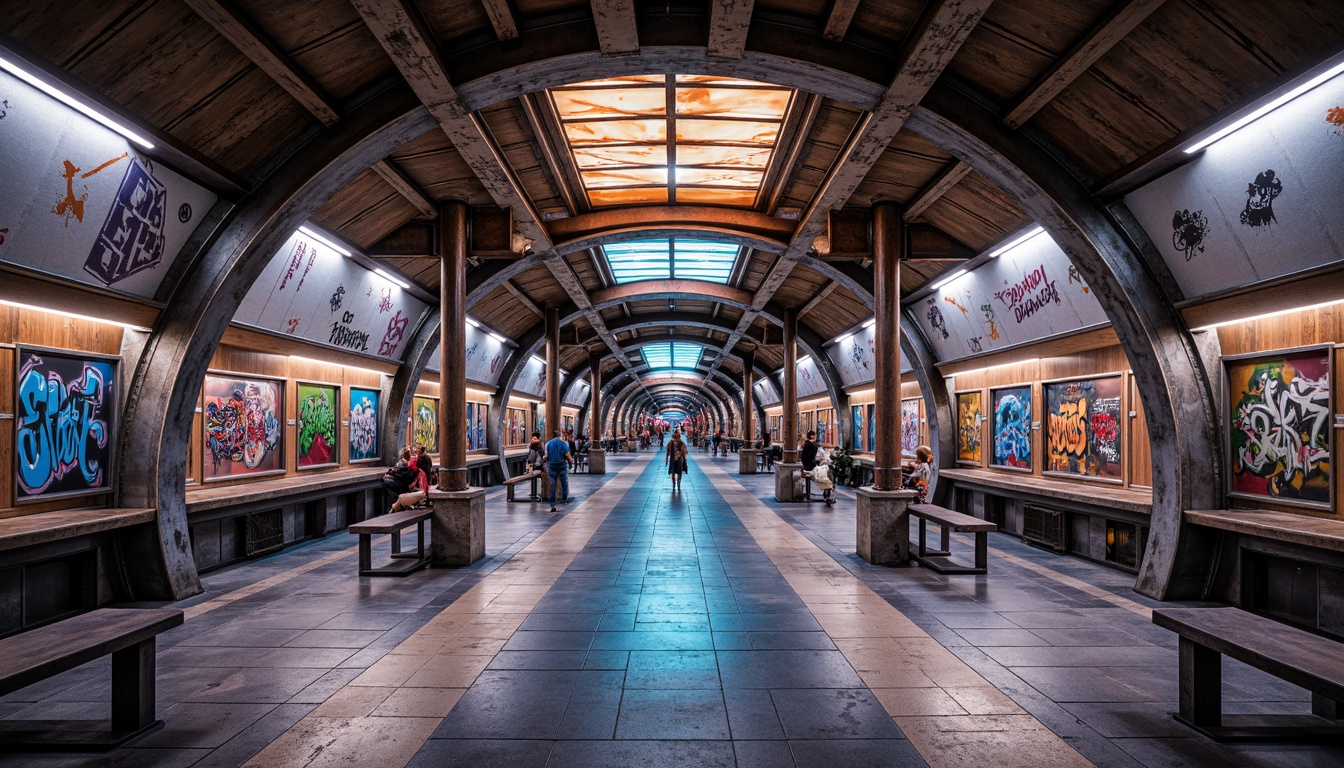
[0,56,156,149]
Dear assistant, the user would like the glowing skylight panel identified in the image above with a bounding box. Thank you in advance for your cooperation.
[642,343,705,371]
[549,74,793,209]
[602,238,739,284]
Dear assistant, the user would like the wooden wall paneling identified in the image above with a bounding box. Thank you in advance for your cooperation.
[1128,372,1152,489]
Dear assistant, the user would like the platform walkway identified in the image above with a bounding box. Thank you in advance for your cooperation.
[0,450,1339,767]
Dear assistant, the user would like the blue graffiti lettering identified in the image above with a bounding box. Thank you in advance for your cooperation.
[16,363,109,494]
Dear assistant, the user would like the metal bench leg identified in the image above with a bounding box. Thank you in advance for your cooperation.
[940,525,950,553]
[111,638,156,733]
[507,483,516,502]
[1179,637,1222,728]
[417,519,427,559]
[975,532,987,572]
[918,517,927,557]
[358,534,372,573]
[391,529,402,556]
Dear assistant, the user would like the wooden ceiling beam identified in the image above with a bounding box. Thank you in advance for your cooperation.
[590,0,640,55]
[800,282,837,317]
[903,159,970,221]
[372,159,436,218]
[481,0,520,41]
[182,0,341,126]
[822,0,863,43]
[502,279,544,317]
[705,0,992,383]
[708,0,754,59]
[1003,0,1168,130]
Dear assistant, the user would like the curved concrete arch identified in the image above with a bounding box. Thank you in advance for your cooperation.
[907,85,1221,600]
[620,386,727,433]
[117,85,435,600]
[611,377,734,429]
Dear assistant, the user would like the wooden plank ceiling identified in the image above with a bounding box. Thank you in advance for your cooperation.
[4,0,1342,409]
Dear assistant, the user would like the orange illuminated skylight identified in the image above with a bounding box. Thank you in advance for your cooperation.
[549,75,793,209]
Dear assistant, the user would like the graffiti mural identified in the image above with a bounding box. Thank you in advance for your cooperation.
[925,297,948,339]
[1239,169,1282,228]
[465,402,489,452]
[15,349,117,500]
[1225,348,1332,507]
[348,387,380,462]
[852,405,864,452]
[413,396,438,454]
[1044,377,1123,481]
[866,404,876,453]
[1171,209,1209,261]
[202,375,283,481]
[991,385,1032,470]
[297,383,339,469]
[900,399,921,457]
[956,391,982,464]
[84,157,168,286]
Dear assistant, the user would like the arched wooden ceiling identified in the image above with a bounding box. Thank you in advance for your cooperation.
[5,0,1341,411]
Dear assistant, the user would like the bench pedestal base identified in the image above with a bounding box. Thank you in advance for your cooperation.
[738,448,758,475]
[587,448,606,475]
[856,487,918,565]
[774,462,802,502]
[429,488,486,567]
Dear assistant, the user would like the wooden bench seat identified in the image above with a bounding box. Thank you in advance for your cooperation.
[908,503,998,575]
[0,608,183,750]
[1153,607,1344,741]
[939,467,1152,516]
[503,470,544,502]
[185,466,386,515]
[0,508,156,554]
[348,509,432,577]
[1185,509,1344,554]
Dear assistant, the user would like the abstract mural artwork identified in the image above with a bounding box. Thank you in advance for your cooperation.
[348,387,379,462]
[202,374,282,481]
[15,349,117,500]
[467,402,489,452]
[296,383,339,469]
[991,385,1032,470]
[956,391,982,464]
[900,399,920,457]
[852,405,863,452]
[413,396,438,455]
[1225,348,1332,507]
[1044,376,1123,481]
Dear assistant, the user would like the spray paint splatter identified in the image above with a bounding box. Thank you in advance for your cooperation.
[51,153,127,227]
[1327,106,1344,137]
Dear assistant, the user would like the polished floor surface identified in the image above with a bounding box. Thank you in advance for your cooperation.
[2,450,1340,767]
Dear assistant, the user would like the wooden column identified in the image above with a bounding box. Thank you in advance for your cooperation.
[872,201,903,491]
[439,201,469,491]
[588,349,602,438]
[741,348,755,442]
[545,307,560,440]
[781,308,798,463]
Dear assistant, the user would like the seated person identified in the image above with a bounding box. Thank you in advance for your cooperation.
[387,449,429,512]
[902,445,934,503]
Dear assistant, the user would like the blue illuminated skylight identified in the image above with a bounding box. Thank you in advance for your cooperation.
[642,342,704,371]
[604,237,739,284]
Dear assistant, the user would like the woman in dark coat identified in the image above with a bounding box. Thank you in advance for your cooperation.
[666,431,688,493]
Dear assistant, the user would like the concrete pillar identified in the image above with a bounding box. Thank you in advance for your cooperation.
[775,309,802,501]
[587,348,606,474]
[545,307,560,440]
[739,348,758,474]
[429,200,484,567]
[857,201,916,564]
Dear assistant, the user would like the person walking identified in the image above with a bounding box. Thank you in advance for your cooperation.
[712,428,723,457]
[666,431,688,493]
[545,429,572,513]
[526,431,548,500]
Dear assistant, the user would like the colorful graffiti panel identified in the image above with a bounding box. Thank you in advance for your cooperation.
[851,406,863,452]
[15,349,117,500]
[296,383,340,468]
[466,402,489,452]
[900,399,921,457]
[202,375,283,481]
[1225,348,1332,508]
[956,391,983,464]
[1044,377,1123,480]
[413,396,438,455]
[990,385,1032,470]
[866,404,876,453]
[348,388,380,462]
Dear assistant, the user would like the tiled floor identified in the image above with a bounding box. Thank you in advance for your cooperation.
[2,450,1341,767]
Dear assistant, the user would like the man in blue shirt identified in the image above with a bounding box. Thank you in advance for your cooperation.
[544,429,572,513]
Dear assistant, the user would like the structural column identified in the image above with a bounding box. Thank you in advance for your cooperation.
[857,202,917,564]
[587,348,606,474]
[545,307,561,440]
[739,347,758,474]
[775,309,802,501]
[429,200,485,566]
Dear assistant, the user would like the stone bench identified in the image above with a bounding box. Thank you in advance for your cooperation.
[1153,607,1344,741]
[348,509,433,577]
[908,503,998,575]
[0,608,183,750]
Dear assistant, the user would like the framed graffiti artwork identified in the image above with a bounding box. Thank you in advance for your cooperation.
[900,398,921,457]
[348,387,380,463]
[989,384,1033,472]
[866,404,876,453]
[412,395,438,455]
[14,347,119,502]
[1223,346,1332,510]
[296,382,340,470]
[956,391,983,465]
[1043,375,1123,482]
[465,403,489,452]
[201,373,284,482]
[851,406,864,452]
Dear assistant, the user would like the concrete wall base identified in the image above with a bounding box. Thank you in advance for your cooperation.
[587,448,606,475]
[856,487,919,565]
[739,448,758,475]
[429,487,486,567]
[775,462,802,502]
